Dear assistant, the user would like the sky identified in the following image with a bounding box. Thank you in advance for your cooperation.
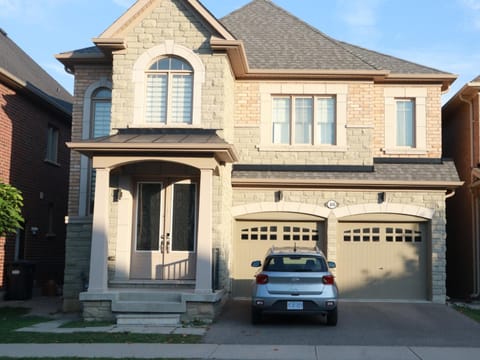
[1,0,479,103]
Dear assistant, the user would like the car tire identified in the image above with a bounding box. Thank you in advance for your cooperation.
[326,307,338,326]
[251,307,262,324]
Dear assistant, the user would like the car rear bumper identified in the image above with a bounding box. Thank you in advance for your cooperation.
[251,298,337,314]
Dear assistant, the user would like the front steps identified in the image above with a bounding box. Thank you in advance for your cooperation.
[80,285,227,323]
[116,314,181,326]
[112,291,186,314]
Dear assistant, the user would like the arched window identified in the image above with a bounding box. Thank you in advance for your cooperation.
[145,56,193,125]
[88,87,111,214]
[91,87,112,138]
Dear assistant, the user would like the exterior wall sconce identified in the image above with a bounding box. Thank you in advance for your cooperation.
[378,192,386,203]
[113,189,123,202]
[275,190,283,202]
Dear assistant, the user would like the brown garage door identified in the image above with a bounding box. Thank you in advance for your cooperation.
[232,220,325,298]
[337,222,428,300]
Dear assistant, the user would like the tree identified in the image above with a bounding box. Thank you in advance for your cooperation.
[0,182,24,236]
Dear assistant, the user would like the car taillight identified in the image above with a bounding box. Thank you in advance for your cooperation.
[256,274,269,284]
[322,275,334,285]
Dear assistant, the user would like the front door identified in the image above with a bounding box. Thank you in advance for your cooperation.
[130,179,197,280]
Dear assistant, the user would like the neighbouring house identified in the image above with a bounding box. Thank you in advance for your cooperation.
[56,0,461,322]
[442,75,480,300]
[0,28,72,297]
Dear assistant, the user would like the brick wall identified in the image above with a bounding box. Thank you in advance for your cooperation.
[0,81,70,290]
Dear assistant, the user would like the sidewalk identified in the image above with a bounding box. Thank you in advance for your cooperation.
[0,343,479,360]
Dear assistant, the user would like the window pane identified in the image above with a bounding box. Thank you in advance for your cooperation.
[46,126,58,162]
[136,183,161,251]
[317,97,335,145]
[273,98,291,144]
[146,74,167,124]
[171,74,193,124]
[172,184,196,251]
[396,99,415,147]
[92,102,111,138]
[295,98,312,144]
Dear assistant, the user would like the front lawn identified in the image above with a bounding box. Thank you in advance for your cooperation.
[454,305,480,323]
[0,307,201,344]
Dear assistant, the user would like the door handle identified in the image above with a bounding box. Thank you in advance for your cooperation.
[160,240,165,254]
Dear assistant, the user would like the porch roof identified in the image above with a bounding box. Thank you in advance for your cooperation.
[232,159,463,189]
[66,128,239,164]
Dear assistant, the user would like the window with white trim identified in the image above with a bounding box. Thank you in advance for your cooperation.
[396,98,415,147]
[272,95,336,145]
[384,88,426,154]
[145,56,193,125]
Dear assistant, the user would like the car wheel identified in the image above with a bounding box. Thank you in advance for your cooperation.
[326,307,338,326]
[251,307,262,324]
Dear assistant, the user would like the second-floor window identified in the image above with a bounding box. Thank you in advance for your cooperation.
[272,95,336,145]
[91,88,112,138]
[396,99,415,147]
[146,56,193,125]
[46,125,59,163]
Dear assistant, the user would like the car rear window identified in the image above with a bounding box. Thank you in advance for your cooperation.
[264,255,327,272]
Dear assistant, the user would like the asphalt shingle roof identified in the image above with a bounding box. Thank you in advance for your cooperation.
[0,29,72,114]
[221,0,451,75]
[232,159,460,185]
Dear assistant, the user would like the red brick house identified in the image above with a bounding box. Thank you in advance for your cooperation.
[0,28,72,297]
[442,75,480,300]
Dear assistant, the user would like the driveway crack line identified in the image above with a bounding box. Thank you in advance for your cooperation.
[408,346,423,360]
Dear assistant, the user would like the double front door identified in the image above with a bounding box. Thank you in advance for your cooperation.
[130,179,197,280]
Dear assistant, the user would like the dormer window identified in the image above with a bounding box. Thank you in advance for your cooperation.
[146,56,193,125]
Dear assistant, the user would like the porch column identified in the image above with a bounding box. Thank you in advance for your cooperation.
[87,167,110,292]
[195,168,213,293]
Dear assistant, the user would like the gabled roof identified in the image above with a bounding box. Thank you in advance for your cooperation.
[57,0,456,90]
[219,0,455,88]
[0,29,72,116]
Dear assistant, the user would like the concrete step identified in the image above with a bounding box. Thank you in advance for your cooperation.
[112,300,186,313]
[116,314,181,326]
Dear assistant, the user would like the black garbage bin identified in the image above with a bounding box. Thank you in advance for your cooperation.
[5,261,35,300]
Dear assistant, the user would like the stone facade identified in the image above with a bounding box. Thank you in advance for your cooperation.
[59,0,456,319]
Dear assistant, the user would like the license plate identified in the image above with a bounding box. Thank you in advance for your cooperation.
[287,301,303,310]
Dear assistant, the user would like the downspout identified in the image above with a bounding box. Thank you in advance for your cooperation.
[459,93,480,298]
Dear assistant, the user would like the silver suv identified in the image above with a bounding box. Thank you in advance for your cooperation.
[250,246,338,325]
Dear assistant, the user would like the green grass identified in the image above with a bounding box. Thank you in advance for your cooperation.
[0,307,201,344]
[454,305,480,323]
[0,358,184,360]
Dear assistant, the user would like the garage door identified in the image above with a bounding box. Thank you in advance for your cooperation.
[337,222,428,300]
[232,219,325,298]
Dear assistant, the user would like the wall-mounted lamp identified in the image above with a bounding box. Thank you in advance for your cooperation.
[113,189,123,202]
[30,226,39,236]
[275,190,283,202]
[378,192,386,204]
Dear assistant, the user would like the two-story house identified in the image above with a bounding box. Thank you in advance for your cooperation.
[0,28,72,297]
[57,0,460,322]
[442,76,480,301]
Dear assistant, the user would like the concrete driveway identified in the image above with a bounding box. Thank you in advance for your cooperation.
[203,300,480,346]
